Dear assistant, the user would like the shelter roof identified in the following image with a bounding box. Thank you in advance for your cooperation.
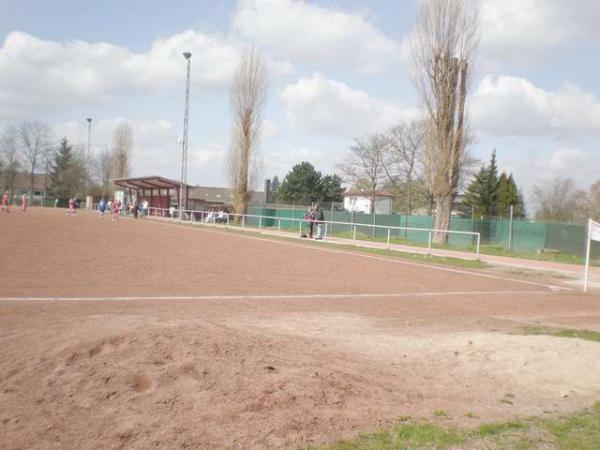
[113,176,190,191]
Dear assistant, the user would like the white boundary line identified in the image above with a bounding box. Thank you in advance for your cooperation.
[135,217,570,293]
[0,290,557,302]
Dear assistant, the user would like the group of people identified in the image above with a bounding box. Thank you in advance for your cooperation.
[204,209,229,223]
[302,203,325,240]
[1,192,28,214]
[97,197,122,221]
[97,197,150,221]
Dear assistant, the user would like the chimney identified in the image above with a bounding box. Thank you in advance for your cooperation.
[264,179,271,204]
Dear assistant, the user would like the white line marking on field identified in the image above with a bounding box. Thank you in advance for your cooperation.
[138,218,571,293]
[0,290,557,302]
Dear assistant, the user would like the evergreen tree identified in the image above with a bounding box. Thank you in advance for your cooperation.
[50,137,82,199]
[462,150,526,218]
[318,174,344,202]
[497,173,525,217]
[277,162,344,203]
[278,162,322,203]
[461,150,499,217]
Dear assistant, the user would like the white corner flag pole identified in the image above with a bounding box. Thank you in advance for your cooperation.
[584,219,592,293]
[584,219,600,293]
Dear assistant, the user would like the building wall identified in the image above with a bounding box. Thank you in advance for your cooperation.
[344,196,393,214]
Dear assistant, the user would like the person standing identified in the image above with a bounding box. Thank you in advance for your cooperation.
[112,199,121,221]
[66,197,75,216]
[314,203,325,240]
[303,207,314,238]
[98,198,106,218]
[1,192,10,214]
[20,194,28,213]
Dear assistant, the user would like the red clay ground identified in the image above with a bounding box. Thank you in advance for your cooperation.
[1,208,600,449]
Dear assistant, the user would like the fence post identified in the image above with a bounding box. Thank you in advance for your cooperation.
[299,219,302,236]
[508,205,514,251]
[324,223,328,240]
[259,216,262,233]
[226,214,230,227]
[387,228,391,249]
[427,231,432,256]
[330,203,334,235]
[242,216,245,228]
[353,225,357,246]
[476,233,481,260]
[277,218,281,234]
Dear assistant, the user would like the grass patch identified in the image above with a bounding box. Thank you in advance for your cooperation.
[315,403,600,450]
[522,326,600,343]
[478,244,600,267]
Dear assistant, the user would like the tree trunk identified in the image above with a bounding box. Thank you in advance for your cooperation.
[29,169,35,201]
[433,194,452,243]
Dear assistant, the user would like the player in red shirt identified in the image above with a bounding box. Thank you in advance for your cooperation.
[112,199,121,221]
[21,194,28,213]
[66,197,75,216]
[1,192,10,214]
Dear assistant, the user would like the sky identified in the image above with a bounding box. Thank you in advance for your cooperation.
[1,0,599,208]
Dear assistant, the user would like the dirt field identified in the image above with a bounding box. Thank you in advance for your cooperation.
[2,208,600,449]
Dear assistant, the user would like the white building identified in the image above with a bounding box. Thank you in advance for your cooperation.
[343,191,395,214]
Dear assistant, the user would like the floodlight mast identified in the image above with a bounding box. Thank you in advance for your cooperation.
[179,52,192,220]
[86,118,92,164]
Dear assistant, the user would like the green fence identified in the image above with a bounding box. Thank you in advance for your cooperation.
[249,207,598,257]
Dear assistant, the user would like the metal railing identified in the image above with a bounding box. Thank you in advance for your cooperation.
[144,207,481,260]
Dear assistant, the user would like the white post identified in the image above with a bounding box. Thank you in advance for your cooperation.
[584,219,592,293]
[242,216,245,228]
[299,219,302,236]
[258,216,262,233]
[226,214,230,227]
[387,228,391,249]
[324,223,328,240]
[508,204,514,251]
[353,225,357,246]
[427,231,432,256]
[330,203,334,235]
[277,218,281,234]
[476,233,481,260]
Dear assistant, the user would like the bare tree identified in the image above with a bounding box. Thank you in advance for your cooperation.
[591,180,600,221]
[410,0,479,242]
[227,47,268,215]
[1,125,22,197]
[95,146,114,193]
[382,120,425,214]
[533,177,579,222]
[112,122,133,179]
[339,133,387,214]
[18,121,52,199]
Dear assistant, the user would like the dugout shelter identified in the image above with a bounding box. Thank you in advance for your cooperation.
[113,176,191,211]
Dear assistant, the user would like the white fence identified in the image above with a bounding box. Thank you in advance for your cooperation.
[143,207,481,261]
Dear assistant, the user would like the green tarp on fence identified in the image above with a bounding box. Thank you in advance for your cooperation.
[249,206,598,257]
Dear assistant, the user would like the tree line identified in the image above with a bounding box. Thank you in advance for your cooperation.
[0,121,133,201]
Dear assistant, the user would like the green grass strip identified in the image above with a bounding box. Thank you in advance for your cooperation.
[314,403,600,450]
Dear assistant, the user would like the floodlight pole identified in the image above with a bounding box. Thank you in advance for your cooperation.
[85,118,92,198]
[86,118,92,162]
[179,52,192,220]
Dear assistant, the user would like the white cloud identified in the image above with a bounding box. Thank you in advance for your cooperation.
[480,0,600,65]
[502,147,599,200]
[471,75,600,137]
[280,73,417,136]
[53,118,227,185]
[0,30,292,120]
[264,146,338,178]
[233,0,402,73]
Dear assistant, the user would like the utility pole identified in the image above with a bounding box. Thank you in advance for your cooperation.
[179,52,192,220]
